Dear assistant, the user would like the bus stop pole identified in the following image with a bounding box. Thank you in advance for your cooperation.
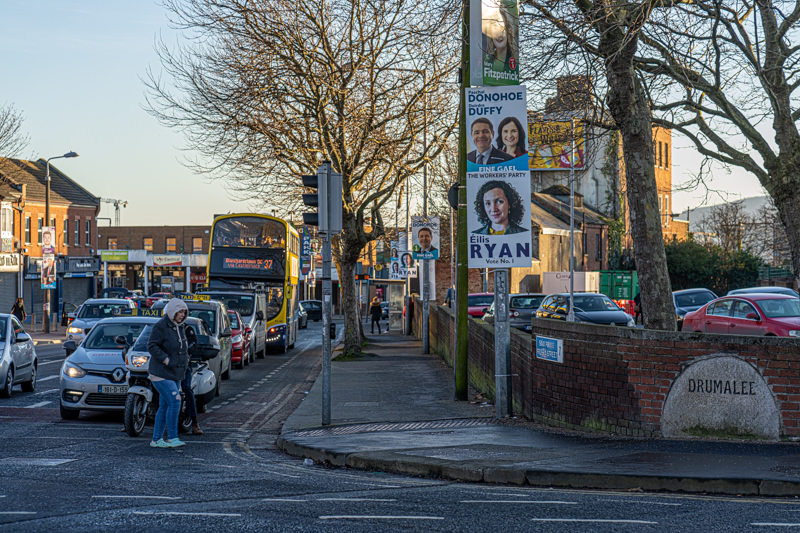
[494,268,511,418]
[321,232,332,426]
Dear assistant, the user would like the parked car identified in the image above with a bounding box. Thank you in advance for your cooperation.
[66,298,138,343]
[297,303,308,329]
[682,294,800,336]
[145,292,172,308]
[300,299,322,321]
[727,286,799,297]
[0,314,37,398]
[101,287,130,299]
[536,292,635,327]
[60,316,157,419]
[482,293,547,332]
[151,298,233,384]
[196,290,267,359]
[673,288,718,330]
[467,293,494,318]
[228,309,252,368]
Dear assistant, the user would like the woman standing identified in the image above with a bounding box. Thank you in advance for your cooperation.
[369,297,383,334]
[10,298,26,324]
[147,298,192,448]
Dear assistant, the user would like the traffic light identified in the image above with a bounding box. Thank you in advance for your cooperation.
[301,166,328,231]
[328,171,343,233]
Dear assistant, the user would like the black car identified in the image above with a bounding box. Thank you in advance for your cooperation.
[300,300,322,321]
[536,292,635,327]
[297,302,309,329]
[673,288,718,330]
[483,293,547,332]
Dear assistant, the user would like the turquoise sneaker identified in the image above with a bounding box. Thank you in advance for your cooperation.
[150,439,168,448]
[165,438,186,448]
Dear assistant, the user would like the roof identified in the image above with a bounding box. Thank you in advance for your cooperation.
[533,188,607,227]
[0,157,99,208]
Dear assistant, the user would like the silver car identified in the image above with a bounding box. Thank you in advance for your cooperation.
[65,298,137,343]
[60,317,156,420]
[0,314,38,398]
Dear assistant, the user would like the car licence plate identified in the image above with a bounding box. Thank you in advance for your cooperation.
[98,385,128,394]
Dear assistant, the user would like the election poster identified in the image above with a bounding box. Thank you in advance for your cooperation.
[528,120,586,171]
[41,254,56,289]
[411,216,440,260]
[466,85,532,268]
[470,0,520,87]
[42,226,56,255]
[391,252,417,280]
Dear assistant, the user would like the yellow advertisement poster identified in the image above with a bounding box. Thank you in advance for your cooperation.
[528,120,586,171]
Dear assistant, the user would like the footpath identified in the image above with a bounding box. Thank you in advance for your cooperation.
[278,330,800,497]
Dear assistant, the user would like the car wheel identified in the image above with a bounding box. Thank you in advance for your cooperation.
[124,394,147,437]
[0,366,13,398]
[59,403,80,420]
[20,363,36,393]
[221,359,231,380]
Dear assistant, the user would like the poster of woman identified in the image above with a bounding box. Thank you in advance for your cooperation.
[470,0,520,87]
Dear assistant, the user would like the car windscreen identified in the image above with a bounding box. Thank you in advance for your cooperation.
[204,293,255,316]
[573,295,619,312]
[759,298,800,318]
[468,295,494,307]
[675,291,715,308]
[84,322,150,350]
[511,296,544,309]
[0,317,6,342]
[302,301,321,310]
[77,303,129,319]
[228,312,241,329]
[189,309,217,334]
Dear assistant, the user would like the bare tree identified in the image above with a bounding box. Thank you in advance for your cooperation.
[144,0,459,355]
[523,1,677,329]
[0,104,28,158]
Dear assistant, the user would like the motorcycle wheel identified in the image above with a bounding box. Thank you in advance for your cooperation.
[179,400,193,434]
[124,394,148,437]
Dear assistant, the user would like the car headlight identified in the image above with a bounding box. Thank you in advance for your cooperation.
[62,361,86,378]
[130,354,150,368]
[67,326,82,334]
[232,334,243,344]
[789,330,800,337]
[626,315,636,327]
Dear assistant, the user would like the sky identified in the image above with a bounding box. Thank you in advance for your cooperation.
[0,1,767,228]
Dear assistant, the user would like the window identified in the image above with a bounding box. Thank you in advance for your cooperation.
[665,143,669,168]
[192,237,203,254]
[75,218,80,246]
[108,237,117,250]
[0,205,12,233]
[85,220,91,247]
[658,141,663,167]
[143,237,153,251]
[37,217,43,245]
[24,217,30,244]
[595,233,601,261]
[63,219,69,245]
[50,217,55,229]
[664,195,670,227]
[166,237,176,252]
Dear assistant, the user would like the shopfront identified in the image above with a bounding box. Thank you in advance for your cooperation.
[25,255,99,330]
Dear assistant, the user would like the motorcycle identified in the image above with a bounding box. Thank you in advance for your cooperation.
[122,334,220,437]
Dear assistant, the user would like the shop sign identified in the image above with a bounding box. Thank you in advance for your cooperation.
[1,231,12,253]
[190,272,206,283]
[0,253,19,272]
[101,251,129,261]
[154,254,183,266]
[68,257,99,272]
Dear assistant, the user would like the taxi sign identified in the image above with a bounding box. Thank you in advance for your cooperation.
[114,308,163,317]
[178,293,210,301]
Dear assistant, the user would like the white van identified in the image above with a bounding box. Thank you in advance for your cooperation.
[197,290,267,359]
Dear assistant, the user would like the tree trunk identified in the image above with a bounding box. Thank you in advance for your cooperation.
[600,21,676,331]
[339,258,361,355]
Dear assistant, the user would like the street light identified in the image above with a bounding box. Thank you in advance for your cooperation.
[44,151,79,333]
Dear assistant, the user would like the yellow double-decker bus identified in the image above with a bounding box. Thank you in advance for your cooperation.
[205,214,300,353]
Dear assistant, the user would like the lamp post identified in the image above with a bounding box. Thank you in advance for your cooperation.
[44,151,79,333]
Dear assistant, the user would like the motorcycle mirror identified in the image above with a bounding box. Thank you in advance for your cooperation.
[114,335,129,346]
[64,340,77,356]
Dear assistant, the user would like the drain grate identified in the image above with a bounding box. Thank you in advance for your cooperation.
[293,418,492,437]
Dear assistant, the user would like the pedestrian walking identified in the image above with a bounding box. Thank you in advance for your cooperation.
[11,297,26,324]
[633,291,643,325]
[147,298,192,448]
[369,297,383,334]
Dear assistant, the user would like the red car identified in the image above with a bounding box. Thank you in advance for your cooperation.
[228,309,252,368]
[145,292,172,308]
[468,292,494,318]
[682,293,800,337]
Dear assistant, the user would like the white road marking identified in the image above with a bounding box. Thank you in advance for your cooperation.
[93,495,182,500]
[600,499,681,506]
[320,515,444,521]
[0,512,36,515]
[752,524,800,527]
[36,375,58,382]
[34,389,58,396]
[263,498,307,502]
[318,498,397,502]
[134,511,241,517]
[39,360,64,366]
[532,518,658,524]
[462,500,576,505]
[24,401,51,408]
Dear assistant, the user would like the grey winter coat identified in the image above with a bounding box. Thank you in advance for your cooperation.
[147,299,193,381]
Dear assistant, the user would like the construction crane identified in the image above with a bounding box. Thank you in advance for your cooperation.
[101,198,128,226]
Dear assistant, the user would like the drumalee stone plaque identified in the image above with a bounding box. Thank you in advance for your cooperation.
[661,354,779,440]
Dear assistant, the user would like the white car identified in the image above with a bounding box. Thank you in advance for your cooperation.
[65,298,137,343]
[0,314,38,398]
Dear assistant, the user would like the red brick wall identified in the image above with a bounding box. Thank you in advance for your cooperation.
[423,303,800,438]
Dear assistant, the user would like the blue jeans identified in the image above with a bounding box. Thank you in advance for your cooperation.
[152,379,181,441]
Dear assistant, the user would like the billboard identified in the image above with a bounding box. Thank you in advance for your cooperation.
[528,120,586,171]
[466,85,532,268]
[41,255,56,289]
[411,216,440,260]
[470,0,520,87]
